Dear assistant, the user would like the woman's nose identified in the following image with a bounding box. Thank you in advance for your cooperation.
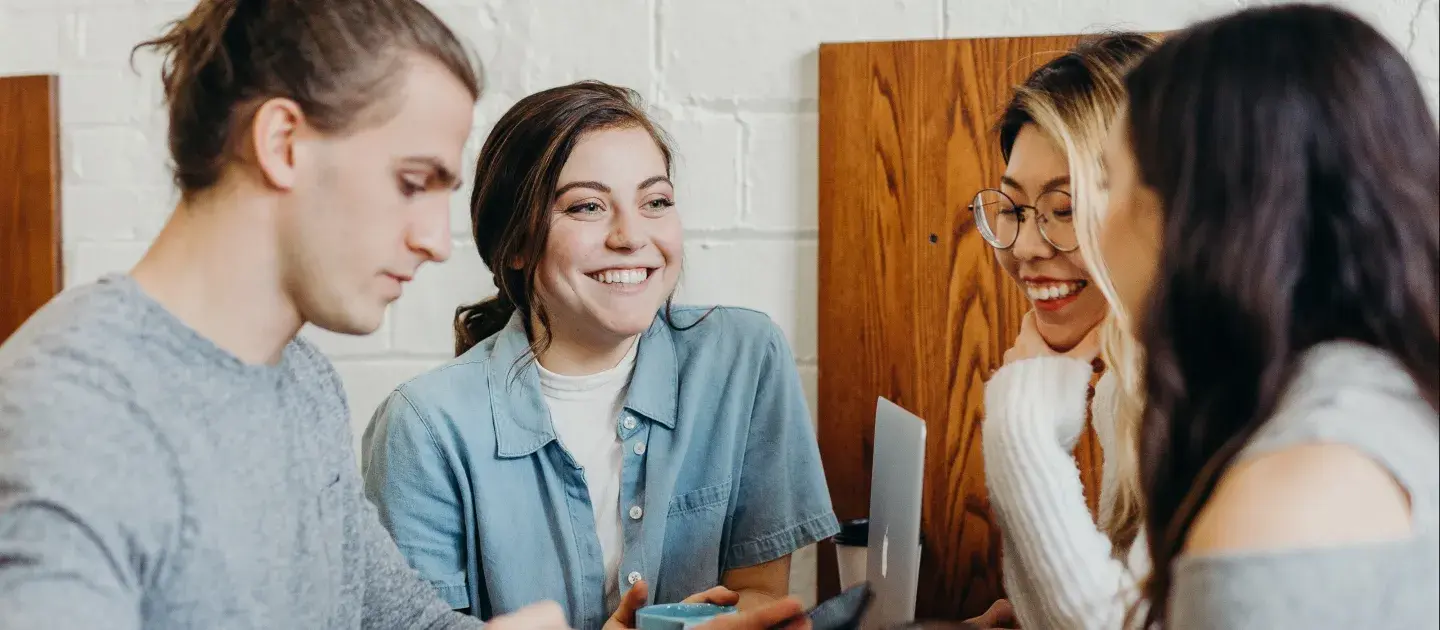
[1011,216,1055,260]
[606,208,645,252]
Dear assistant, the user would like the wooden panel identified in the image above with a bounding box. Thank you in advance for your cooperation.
[816,37,1104,620]
[0,75,62,343]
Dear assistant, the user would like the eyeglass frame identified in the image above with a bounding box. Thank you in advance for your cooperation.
[967,187,1080,252]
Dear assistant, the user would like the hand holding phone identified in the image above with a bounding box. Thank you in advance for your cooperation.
[767,583,873,630]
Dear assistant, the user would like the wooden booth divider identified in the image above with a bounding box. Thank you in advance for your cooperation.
[1,74,63,344]
[815,36,1104,620]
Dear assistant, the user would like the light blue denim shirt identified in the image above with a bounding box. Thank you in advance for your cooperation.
[360,305,839,630]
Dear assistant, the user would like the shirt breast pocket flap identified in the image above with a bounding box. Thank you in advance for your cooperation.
[313,469,346,521]
[668,480,732,517]
[316,469,343,494]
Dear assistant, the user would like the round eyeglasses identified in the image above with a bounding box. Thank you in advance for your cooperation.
[968,188,1078,252]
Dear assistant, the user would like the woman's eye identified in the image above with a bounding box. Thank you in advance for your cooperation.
[567,202,604,215]
[645,198,675,211]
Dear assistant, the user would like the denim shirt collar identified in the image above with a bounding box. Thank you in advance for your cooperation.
[487,311,679,458]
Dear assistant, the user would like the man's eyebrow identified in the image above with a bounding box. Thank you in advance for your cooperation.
[399,156,462,191]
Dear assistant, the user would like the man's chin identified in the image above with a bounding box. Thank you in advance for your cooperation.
[306,306,385,338]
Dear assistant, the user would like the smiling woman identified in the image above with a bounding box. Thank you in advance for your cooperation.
[974,32,1159,630]
[533,126,685,372]
[359,81,839,630]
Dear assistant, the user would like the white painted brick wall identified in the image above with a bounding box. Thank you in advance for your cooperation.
[4,0,1436,608]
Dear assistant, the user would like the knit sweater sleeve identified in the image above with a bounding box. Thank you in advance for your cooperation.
[982,356,1137,630]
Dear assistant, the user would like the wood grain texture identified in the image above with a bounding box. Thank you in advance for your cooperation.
[0,75,62,344]
[817,36,1105,620]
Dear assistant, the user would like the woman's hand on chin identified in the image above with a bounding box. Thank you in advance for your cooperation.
[1003,311,1100,365]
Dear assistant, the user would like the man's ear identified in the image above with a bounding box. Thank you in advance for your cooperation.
[249,97,306,191]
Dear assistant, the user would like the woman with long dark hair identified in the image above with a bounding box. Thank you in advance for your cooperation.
[1099,4,1439,627]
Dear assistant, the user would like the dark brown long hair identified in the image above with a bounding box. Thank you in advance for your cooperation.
[453,81,676,357]
[133,0,480,198]
[1123,4,1440,626]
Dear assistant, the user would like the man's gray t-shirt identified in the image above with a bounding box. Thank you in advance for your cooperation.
[0,274,482,629]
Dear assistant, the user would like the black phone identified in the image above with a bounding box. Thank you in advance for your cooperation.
[797,583,874,630]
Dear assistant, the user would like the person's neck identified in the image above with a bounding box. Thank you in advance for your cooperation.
[536,325,638,376]
[130,187,302,366]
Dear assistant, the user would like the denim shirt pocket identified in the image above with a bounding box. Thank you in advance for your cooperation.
[667,480,732,516]
[662,479,732,597]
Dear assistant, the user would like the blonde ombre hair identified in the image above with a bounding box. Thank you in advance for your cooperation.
[997,33,1156,558]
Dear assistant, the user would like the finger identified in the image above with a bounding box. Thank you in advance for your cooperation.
[681,585,739,605]
[1020,311,1052,348]
[699,597,807,629]
[965,600,1009,627]
[1019,310,1039,336]
[611,580,650,628]
[1006,311,1052,364]
[993,598,1017,623]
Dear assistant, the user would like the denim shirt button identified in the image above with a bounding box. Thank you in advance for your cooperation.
[627,571,642,585]
[632,441,646,456]
[629,505,644,520]
[622,415,637,430]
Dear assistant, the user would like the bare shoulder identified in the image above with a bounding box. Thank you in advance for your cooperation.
[1184,443,1413,556]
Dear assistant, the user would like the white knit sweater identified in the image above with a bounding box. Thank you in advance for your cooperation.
[982,356,1150,630]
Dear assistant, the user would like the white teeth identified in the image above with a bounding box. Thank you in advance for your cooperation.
[1025,280,1085,301]
[591,269,648,285]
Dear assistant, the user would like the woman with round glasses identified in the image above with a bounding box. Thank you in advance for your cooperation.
[974,33,1159,629]
[971,185,1091,335]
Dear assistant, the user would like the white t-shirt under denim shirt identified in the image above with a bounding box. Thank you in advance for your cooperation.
[537,340,638,612]
[363,306,840,630]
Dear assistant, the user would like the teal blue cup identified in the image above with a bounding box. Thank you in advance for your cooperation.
[635,602,737,629]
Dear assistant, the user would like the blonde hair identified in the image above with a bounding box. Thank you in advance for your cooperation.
[999,32,1156,558]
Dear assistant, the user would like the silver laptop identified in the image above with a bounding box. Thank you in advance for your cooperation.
[864,397,927,629]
